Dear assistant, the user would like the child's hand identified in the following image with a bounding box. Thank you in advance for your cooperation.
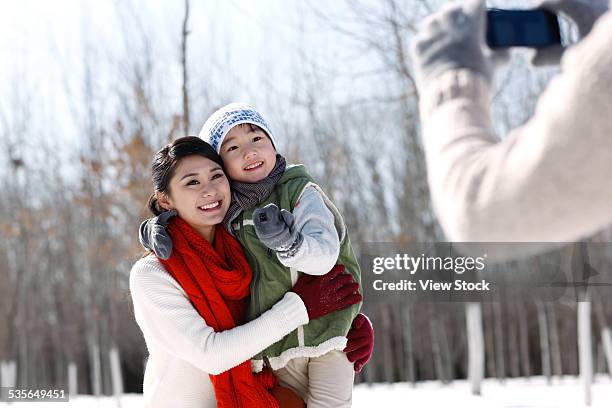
[253,203,303,253]
[138,210,177,260]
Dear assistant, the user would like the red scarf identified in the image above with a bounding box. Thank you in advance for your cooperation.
[159,217,279,408]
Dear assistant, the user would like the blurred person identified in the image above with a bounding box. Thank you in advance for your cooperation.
[411,0,612,259]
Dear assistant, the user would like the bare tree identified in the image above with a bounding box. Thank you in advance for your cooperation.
[181,0,191,134]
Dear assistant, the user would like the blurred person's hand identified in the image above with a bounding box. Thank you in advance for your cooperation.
[532,0,610,66]
[411,0,507,93]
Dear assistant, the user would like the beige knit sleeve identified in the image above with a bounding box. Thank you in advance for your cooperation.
[419,12,612,259]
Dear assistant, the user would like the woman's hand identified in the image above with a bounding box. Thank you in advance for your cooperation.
[344,313,374,373]
[291,265,361,321]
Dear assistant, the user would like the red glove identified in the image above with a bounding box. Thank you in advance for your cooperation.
[291,265,361,321]
[344,313,374,373]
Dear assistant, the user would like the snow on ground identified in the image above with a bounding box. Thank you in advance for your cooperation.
[353,376,612,407]
[1,376,610,407]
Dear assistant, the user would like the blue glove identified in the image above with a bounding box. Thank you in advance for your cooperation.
[138,210,177,260]
[411,0,510,93]
[532,0,610,66]
[253,203,303,253]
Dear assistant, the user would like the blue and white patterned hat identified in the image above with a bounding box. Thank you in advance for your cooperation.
[198,103,277,154]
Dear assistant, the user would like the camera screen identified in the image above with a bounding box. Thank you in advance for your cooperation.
[487,10,561,48]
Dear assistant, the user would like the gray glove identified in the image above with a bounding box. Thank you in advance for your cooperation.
[532,0,610,66]
[253,203,303,253]
[411,0,501,91]
[138,209,177,260]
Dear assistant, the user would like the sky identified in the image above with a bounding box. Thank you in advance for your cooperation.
[0,0,311,180]
[0,0,548,117]
[0,0,564,182]
[0,0,351,137]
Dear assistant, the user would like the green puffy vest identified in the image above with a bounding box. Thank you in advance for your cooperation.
[231,165,362,371]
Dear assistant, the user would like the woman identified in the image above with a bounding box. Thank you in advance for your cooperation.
[130,136,368,407]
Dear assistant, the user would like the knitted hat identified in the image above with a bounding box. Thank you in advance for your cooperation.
[198,103,277,154]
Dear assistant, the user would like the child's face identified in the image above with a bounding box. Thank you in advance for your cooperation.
[219,124,277,183]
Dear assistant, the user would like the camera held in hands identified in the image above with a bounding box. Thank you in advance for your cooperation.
[486,8,562,49]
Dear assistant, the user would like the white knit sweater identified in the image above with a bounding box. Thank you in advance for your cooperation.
[420,12,612,259]
[129,255,309,408]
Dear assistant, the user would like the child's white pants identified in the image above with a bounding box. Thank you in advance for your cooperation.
[275,350,354,408]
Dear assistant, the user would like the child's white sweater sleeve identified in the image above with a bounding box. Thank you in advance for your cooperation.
[276,185,340,275]
[129,256,309,376]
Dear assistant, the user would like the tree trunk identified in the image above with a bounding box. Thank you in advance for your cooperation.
[430,310,447,383]
[0,360,17,388]
[593,299,612,377]
[68,362,78,396]
[100,321,112,395]
[596,341,606,375]
[601,328,612,377]
[401,304,416,385]
[180,0,191,134]
[389,306,405,382]
[438,316,453,383]
[52,327,65,390]
[110,346,123,407]
[547,303,563,377]
[493,302,506,381]
[536,302,552,384]
[484,303,496,378]
[516,302,531,378]
[466,303,484,395]
[380,304,395,382]
[507,303,520,378]
[578,301,592,406]
[88,337,102,397]
[17,329,28,388]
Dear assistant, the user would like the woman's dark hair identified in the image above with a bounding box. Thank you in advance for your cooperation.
[147,136,224,216]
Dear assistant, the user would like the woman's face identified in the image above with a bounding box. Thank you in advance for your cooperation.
[158,155,231,240]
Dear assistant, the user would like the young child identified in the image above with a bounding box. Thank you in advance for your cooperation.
[197,103,362,407]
